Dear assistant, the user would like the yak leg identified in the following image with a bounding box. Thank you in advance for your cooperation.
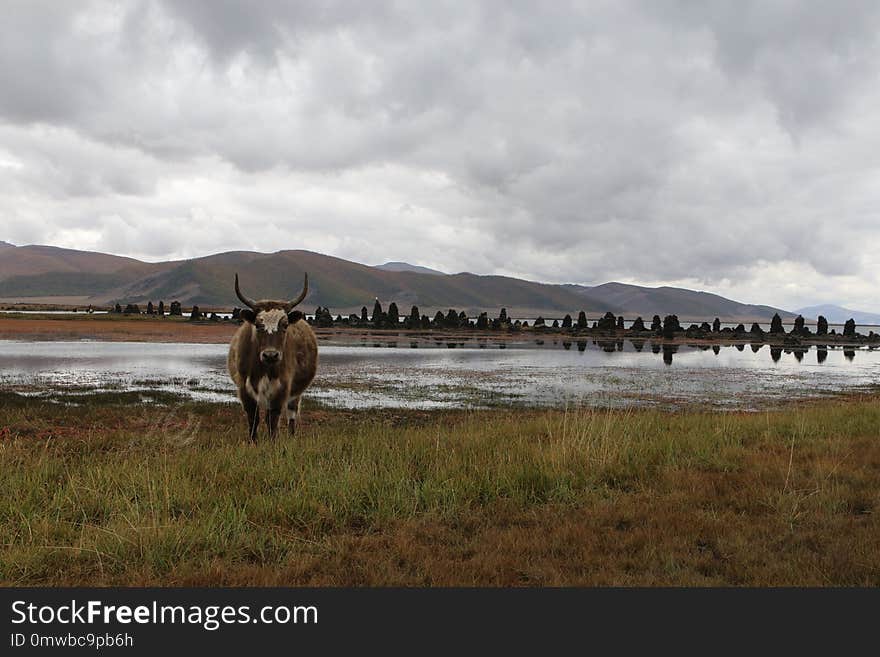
[241,394,259,442]
[266,405,283,439]
[287,395,301,436]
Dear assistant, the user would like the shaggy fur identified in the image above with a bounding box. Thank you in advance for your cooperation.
[228,303,318,440]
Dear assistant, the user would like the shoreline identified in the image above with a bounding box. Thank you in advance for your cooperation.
[0,315,878,348]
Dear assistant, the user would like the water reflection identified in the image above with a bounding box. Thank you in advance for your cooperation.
[1,339,878,411]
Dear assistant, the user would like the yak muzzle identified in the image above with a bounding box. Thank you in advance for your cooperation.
[260,349,281,365]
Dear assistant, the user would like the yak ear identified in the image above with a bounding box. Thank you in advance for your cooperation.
[240,309,256,323]
[287,310,304,324]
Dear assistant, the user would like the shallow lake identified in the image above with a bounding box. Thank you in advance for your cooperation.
[1,339,878,410]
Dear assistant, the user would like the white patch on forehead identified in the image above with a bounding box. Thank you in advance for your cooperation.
[258,309,287,334]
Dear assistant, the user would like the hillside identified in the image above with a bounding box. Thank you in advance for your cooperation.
[0,246,614,316]
[0,243,793,320]
[795,304,880,325]
[569,282,797,322]
[374,261,445,276]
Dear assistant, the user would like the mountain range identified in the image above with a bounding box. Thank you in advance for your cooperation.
[0,242,801,321]
[794,304,880,325]
[374,261,446,276]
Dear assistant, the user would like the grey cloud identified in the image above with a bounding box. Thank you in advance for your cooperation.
[644,1,880,132]
[0,1,879,311]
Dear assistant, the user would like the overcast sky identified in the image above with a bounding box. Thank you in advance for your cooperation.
[1,1,879,312]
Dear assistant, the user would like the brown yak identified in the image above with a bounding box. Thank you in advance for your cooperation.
[227,273,318,440]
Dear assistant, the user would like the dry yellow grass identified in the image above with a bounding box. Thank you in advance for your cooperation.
[1,392,878,586]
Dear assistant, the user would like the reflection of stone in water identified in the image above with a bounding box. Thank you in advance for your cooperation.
[770,347,782,363]
[712,345,720,355]
[616,340,624,351]
[598,340,616,353]
[751,344,762,353]
[844,349,856,362]
[662,344,677,366]
[794,350,804,362]
[735,344,745,352]
[562,341,572,350]
[577,341,587,352]
[446,343,457,349]
[632,340,644,352]
[410,341,419,348]
[535,339,544,346]
[652,343,661,354]
[817,346,828,364]
[373,343,383,348]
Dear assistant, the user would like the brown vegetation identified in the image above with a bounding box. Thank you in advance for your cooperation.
[1,393,878,586]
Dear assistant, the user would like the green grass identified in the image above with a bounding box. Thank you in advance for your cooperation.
[1,393,878,585]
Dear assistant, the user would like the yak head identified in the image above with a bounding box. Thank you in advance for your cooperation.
[234,273,308,367]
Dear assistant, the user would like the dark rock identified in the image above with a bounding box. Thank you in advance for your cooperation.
[598,311,616,331]
[662,315,681,339]
[770,313,784,334]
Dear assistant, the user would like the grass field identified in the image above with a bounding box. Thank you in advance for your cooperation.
[1,392,878,586]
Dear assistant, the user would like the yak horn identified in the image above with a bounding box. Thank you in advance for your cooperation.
[286,273,309,311]
[234,273,257,310]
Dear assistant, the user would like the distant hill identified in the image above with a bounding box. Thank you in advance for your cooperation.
[795,304,880,325]
[566,281,797,322]
[374,261,445,276]
[0,241,15,249]
[0,245,612,315]
[0,243,792,320]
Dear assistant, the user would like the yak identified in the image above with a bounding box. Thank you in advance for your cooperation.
[227,273,318,440]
